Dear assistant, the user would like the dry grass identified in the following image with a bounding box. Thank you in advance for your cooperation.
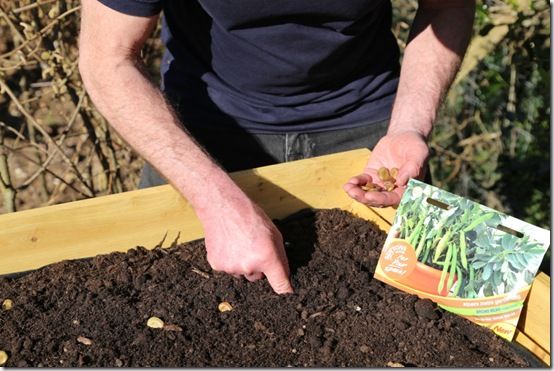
[0,1,163,212]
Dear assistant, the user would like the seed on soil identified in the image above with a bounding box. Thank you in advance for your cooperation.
[147,316,165,329]
[218,301,233,312]
[77,336,92,346]
[386,361,405,367]
[0,350,8,366]
[2,299,13,310]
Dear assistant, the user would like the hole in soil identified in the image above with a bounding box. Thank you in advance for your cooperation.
[494,224,524,238]
[425,197,450,210]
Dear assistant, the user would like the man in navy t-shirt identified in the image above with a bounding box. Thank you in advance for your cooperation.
[79,0,475,293]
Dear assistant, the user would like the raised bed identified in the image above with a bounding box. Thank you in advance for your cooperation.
[0,149,549,365]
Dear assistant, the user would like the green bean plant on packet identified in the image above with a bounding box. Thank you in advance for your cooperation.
[374,179,550,341]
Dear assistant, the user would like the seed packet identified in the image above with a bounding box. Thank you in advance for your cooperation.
[374,179,550,341]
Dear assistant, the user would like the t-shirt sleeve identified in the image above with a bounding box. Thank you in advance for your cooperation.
[97,0,163,17]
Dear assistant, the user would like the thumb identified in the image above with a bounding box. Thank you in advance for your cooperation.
[264,263,293,294]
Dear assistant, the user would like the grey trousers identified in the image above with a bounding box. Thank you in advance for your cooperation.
[139,121,389,188]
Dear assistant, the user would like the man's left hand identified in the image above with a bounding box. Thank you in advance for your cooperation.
[343,129,429,207]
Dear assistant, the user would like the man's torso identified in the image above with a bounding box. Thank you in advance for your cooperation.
[100,0,401,133]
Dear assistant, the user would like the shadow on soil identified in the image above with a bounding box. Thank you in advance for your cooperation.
[273,208,318,276]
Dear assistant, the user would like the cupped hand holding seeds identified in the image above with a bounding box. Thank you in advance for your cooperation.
[343,130,429,207]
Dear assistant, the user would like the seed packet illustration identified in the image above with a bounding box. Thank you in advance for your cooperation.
[374,179,550,341]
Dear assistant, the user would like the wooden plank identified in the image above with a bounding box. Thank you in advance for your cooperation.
[518,272,550,353]
[0,148,386,275]
[0,185,192,276]
[513,330,550,366]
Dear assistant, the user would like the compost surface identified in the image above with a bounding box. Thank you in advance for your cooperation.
[0,209,534,367]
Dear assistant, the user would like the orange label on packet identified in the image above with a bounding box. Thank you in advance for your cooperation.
[379,239,417,280]
[374,179,550,341]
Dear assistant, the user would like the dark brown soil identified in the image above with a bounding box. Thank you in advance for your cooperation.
[0,209,536,367]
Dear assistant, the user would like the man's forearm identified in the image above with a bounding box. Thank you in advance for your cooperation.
[388,1,475,137]
[79,56,240,217]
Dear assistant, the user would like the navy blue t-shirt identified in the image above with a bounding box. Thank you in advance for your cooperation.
[98,0,400,133]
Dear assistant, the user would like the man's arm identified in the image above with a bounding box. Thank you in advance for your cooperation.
[344,0,475,206]
[78,0,292,293]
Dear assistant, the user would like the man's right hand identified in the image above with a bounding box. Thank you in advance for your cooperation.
[199,195,293,294]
